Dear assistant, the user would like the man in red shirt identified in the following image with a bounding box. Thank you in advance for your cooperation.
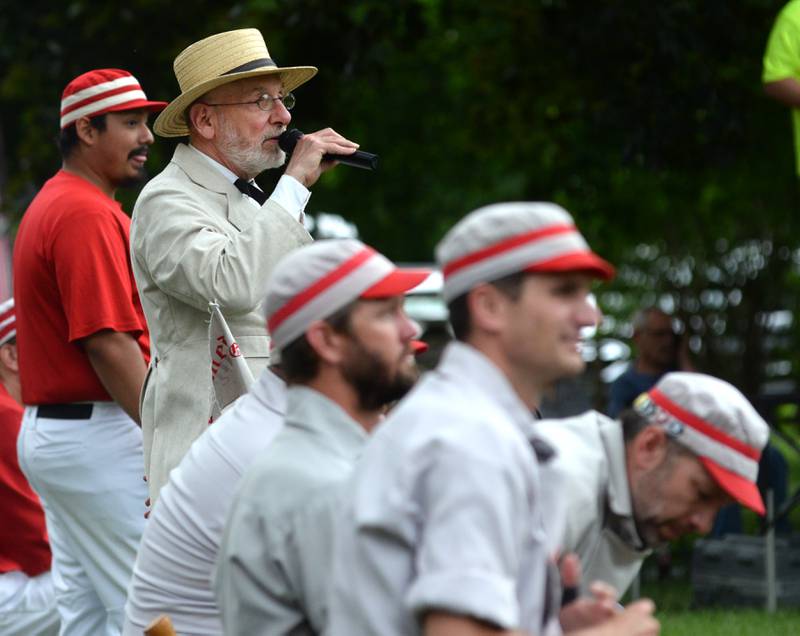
[0,299,59,636]
[13,69,166,636]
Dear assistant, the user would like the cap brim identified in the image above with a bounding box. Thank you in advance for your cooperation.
[700,457,765,516]
[526,251,615,281]
[104,99,168,115]
[411,339,429,355]
[361,269,432,298]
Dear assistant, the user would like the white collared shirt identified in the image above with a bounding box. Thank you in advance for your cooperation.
[189,144,310,223]
[536,411,651,597]
[122,370,287,635]
[328,341,561,636]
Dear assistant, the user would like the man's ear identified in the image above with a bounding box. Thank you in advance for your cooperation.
[74,116,100,146]
[630,425,670,472]
[187,103,217,141]
[0,343,18,374]
[304,321,347,366]
[466,284,509,335]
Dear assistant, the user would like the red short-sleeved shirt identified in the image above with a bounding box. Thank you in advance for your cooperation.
[0,383,51,575]
[13,170,150,404]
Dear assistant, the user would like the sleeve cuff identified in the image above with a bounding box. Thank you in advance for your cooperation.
[270,175,311,222]
[405,570,518,630]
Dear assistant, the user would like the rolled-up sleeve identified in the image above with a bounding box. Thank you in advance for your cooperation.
[405,441,530,629]
[764,8,800,82]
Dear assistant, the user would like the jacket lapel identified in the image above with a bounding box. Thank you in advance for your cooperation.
[171,143,255,232]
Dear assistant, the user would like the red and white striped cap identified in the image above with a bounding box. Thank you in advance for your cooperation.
[0,298,15,346]
[265,239,430,352]
[634,372,770,515]
[435,202,614,302]
[60,68,167,129]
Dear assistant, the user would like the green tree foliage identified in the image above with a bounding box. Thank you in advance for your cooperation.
[1,0,798,394]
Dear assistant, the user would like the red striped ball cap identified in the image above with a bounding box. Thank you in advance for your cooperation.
[265,239,430,352]
[60,68,167,129]
[0,298,15,346]
[435,202,614,302]
[634,372,770,515]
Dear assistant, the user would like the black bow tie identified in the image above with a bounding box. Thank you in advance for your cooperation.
[234,178,268,206]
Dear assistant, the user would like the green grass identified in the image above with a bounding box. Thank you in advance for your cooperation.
[658,609,800,635]
[629,561,800,635]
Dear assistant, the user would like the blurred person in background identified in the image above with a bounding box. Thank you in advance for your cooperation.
[0,299,59,636]
[608,307,693,419]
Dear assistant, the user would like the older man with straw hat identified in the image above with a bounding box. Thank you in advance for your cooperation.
[131,28,359,500]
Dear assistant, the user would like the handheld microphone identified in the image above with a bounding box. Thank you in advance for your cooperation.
[278,129,379,171]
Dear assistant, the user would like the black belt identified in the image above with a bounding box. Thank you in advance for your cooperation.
[37,403,94,419]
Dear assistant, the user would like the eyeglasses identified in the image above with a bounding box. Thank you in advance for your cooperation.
[199,92,295,112]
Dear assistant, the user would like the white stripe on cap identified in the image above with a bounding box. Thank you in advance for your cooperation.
[658,410,759,481]
[60,90,148,128]
[0,297,15,346]
[442,230,588,302]
[269,251,394,351]
[60,75,140,110]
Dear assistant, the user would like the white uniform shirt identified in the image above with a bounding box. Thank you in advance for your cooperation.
[122,370,286,635]
[536,411,651,597]
[214,385,368,636]
[328,342,561,636]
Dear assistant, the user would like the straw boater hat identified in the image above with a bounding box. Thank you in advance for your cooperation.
[154,28,318,137]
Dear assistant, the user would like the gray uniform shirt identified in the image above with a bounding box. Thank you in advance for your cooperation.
[214,386,367,636]
[536,411,650,597]
[328,342,561,636]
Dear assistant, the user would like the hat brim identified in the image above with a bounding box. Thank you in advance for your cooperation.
[525,251,615,281]
[361,269,432,299]
[700,457,765,516]
[153,66,318,138]
[105,99,168,115]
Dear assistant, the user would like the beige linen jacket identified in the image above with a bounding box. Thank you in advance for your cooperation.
[131,143,312,500]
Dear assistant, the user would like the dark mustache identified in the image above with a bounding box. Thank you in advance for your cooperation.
[128,146,149,159]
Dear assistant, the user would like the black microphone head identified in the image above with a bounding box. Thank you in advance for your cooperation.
[278,128,304,154]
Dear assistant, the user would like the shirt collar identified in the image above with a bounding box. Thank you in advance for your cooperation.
[285,385,368,461]
[437,341,541,445]
[597,414,647,550]
[249,368,287,416]
[188,143,244,185]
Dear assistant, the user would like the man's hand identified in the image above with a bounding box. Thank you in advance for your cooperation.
[567,599,659,636]
[283,127,359,188]
[558,553,619,631]
[559,580,619,632]
[83,329,147,425]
